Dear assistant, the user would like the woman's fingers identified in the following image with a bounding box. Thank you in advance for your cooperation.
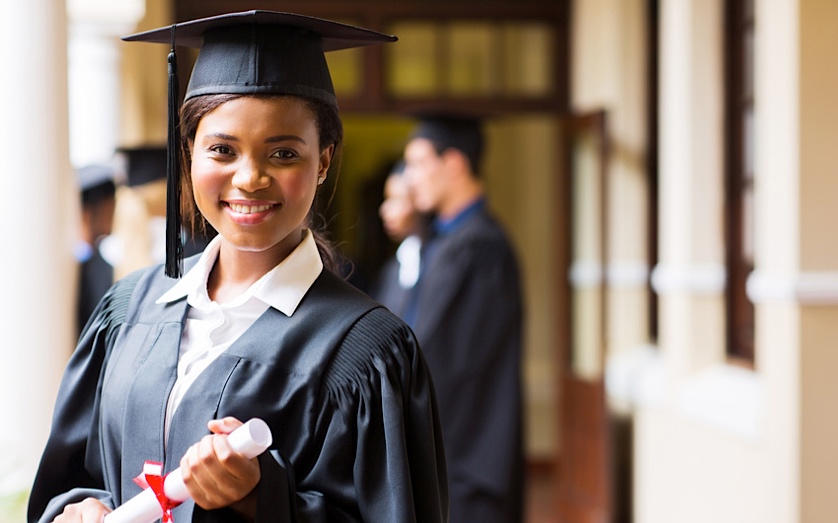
[181,430,261,510]
[52,497,111,523]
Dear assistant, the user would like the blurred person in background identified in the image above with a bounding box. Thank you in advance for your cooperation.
[74,163,117,336]
[401,113,525,523]
[102,145,212,280]
[369,159,427,313]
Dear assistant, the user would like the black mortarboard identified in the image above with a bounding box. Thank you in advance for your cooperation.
[117,146,167,187]
[77,164,116,206]
[409,113,485,175]
[122,11,397,277]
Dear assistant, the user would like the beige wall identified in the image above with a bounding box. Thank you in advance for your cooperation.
[119,0,170,146]
[796,2,838,520]
[570,0,838,521]
[485,117,561,459]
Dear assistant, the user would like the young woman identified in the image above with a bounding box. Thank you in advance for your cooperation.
[29,11,448,523]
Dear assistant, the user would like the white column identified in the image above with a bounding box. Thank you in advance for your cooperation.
[68,21,124,167]
[653,0,726,381]
[67,0,145,167]
[0,0,77,498]
[0,0,145,504]
[749,1,799,519]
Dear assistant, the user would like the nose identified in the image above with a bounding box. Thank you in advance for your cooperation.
[232,157,270,192]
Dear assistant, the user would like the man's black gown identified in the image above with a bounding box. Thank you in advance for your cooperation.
[76,246,114,337]
[29,258,448,522]
[370,256,410,315]
[402,206,524,523]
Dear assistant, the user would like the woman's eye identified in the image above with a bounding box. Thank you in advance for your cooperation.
[271,149,298,160]
[209,144,234,156]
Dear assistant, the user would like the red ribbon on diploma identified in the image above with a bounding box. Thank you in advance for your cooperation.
[133,461,181,522]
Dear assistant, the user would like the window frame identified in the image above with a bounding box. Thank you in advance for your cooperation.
[723,0,756,365]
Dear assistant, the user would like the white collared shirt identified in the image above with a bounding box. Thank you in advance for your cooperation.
[156,230,323,440]
[396,234,422,288]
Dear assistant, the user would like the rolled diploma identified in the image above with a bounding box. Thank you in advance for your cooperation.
[104,418,273,523]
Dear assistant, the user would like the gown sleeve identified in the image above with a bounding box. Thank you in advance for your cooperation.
[197,307,449,523]
[27,271,143,523]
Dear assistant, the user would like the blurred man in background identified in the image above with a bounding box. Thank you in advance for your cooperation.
[401,114,525,523]
[75,163,117,336]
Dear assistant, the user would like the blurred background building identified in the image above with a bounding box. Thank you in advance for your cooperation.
[1,0,837,522]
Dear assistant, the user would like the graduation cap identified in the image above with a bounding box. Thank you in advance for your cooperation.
[117,145,167,187]
[122,10,397,277]
[77,164,116,206]
[408,112,485,175]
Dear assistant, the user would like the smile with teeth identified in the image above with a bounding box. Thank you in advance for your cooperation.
[227,202,275,214]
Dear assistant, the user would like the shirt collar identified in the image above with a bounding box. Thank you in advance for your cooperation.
[156,229,323,316]
[434,197,485,236]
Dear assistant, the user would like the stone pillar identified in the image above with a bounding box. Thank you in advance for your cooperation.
[0,0,147,505]
[750,1,838,521]
[652,0,726,385]
[68,22,124,167]
[67,0,146,166]
[0,0,77,498]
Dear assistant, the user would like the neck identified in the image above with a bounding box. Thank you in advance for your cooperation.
[438,180,483,221]
[208,230,303,302]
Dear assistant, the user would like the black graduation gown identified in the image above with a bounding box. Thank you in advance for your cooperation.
[403,208,524,523]
[29,259,449,522]
[77,245,114,337]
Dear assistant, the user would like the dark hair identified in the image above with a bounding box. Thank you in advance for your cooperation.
[410,117,484,176]
[427,138,483,176]
[81,180,116,207]
[179,93,343,272]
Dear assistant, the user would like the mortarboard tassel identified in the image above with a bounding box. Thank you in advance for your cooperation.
[165,24,183,278]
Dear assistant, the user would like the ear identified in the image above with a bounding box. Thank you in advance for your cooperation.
[441,147,470,175]
[318,144,335,178]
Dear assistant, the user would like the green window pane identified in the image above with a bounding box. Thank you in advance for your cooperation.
[387,22,440,95]
[447,22,497,95]
[326,47,363,97]
[386,20,555,98]
[501,23,554,96]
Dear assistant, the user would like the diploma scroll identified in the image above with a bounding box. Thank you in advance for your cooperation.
[104,418,273,523]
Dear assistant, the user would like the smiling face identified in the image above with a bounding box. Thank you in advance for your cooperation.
[190,96,332,265]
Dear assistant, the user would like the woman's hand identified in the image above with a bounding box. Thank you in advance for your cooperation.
[52,497,111,522]
[180,417,261,518]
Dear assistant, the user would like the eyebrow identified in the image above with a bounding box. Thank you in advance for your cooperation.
[267,135,307,145]
[204,133,307,145]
